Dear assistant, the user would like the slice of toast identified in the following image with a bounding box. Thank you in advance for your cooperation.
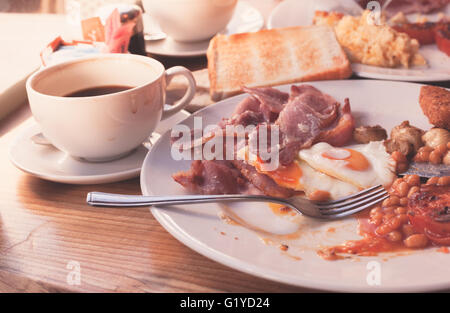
[207,25,352,101]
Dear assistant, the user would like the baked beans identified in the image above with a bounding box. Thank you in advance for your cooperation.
[391,151,409,174]
[404,174,420,187]
[414,142,449,165]
[382,195,400,207]
[367,175,448,250]
[429,150,442,164]
[444,151,450,165]
[413,146,432,162]
[399,197,408,206]
[397,181,410,197]
[370,207,382,215]
[436,143,448,155]
[407,186,419,198]
[387,231,402,242]
[389,176,419,198]
[402,224,416,238]
[437,176,450,186]
[319,175,449,259]
[404,234,428,248]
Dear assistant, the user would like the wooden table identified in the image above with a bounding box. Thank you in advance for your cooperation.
[1,1,449,293]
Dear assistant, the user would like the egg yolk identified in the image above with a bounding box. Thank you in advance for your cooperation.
[268,203,296,216]
[255,158,303,189]
[322,148,370,171]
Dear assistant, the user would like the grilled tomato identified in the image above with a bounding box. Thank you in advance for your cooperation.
[393,22,436,45]
[408,184,450,245]
[435,23,450,56]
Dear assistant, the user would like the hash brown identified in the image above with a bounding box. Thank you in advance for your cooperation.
[419,85,450,130]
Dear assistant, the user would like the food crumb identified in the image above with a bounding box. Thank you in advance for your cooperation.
[288,255,302,261]
[218,212,240,226]
[220,231,226,236]
[234,237,239,240]
[327,227,336,233]
[280,244,289,251]
[437,247,449,254]
[317,248,346,260]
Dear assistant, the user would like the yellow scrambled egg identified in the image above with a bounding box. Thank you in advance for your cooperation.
[314,11,426,68]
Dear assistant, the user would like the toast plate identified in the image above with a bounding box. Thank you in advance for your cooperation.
[141,80,450,292]
[267,0,450,82]
[144,1,264,57]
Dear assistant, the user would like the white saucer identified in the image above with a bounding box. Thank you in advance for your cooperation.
[9,110,190,185]
[144,2,264,57]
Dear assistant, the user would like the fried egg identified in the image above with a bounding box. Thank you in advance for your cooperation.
[299,141,396,189]
[237,147,360,200]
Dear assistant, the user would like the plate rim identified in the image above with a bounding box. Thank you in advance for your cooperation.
[140,79,450,292]
[267,0,296,30]
[351,64,450,82]
[145,37,208,58]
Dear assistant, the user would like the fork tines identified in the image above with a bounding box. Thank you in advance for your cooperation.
[318,185,388,216]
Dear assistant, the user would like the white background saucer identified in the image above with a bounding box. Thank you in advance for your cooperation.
[9,110,189,185]
[267,0,450,82]
[144,1,264,57]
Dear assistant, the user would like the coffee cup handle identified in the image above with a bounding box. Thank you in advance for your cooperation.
[161,66,196,120]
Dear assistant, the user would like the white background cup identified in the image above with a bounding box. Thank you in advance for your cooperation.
[26,54,196,162]
[143,0,238,42]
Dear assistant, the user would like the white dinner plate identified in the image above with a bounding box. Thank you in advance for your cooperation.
[267,0,450,82]
[9,109,189,185]
[144,1,264,57]
[140,80,450,292]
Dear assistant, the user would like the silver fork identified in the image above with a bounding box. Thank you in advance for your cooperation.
[86,185,388,219]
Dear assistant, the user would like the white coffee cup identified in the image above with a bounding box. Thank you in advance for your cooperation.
[143,0,238,42]
[26,54,196,162]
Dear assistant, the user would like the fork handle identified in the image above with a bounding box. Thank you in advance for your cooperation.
[86,192,290,208]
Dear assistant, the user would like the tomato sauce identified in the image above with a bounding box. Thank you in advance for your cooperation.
[318,211,408,260]
[318,176,450,260]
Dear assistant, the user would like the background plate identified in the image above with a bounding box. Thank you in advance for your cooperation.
[267,0,450,82]
[144,2,264,57]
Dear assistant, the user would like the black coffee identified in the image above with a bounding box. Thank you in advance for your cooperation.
[64,85,133,97]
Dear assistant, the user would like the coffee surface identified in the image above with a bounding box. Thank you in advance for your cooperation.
[65,85,133,97]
